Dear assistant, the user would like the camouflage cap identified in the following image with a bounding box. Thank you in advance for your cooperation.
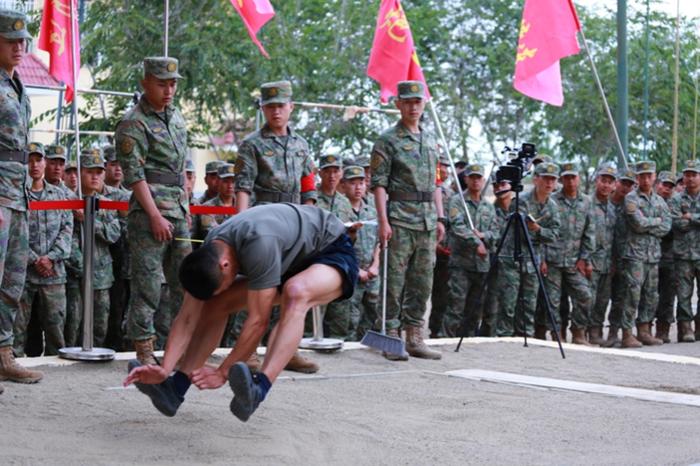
[217,163,236,179]
[559,161,578,176]
[534,162,559,178]
[533,154,553,165]
[343,165,365,180]
[464,163,484,177]
[635,160,656,175]
[260,80,292,106]
[27,142,45,158]
[595,162,617,179]
[144,57,182,80]
[80,148,105,169]
[397,81,425,100]
[185,158,195,173]
[319,154,342,169]
[45,145,67,160]
[657,170,676,186]
[205,160,224,174]
[65,160,78,171]
[103,145,117,162]
[455,160,467,169]
[0,9,31,40]
[355,156,371,168]
[677,173,685,184]
[617,167,637,182]
[683,159,700,174]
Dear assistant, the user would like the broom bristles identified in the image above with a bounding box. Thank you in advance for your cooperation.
[360,330,405,356]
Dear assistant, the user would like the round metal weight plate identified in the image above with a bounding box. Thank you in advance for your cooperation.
[298,337,343,352]
[59,347,116,361]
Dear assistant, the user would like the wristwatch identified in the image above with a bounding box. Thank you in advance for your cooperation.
[437,217,448,226]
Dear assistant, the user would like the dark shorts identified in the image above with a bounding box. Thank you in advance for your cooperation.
[281,233,358,302]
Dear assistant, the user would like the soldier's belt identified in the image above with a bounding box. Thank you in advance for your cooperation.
[254,191,300,204]
[388,191,433,202]
[0,150,28,164]
[145,171,184,187]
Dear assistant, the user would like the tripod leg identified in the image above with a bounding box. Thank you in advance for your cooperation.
[516,215,566,359]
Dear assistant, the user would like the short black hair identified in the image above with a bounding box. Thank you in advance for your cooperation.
[179,242,223,300]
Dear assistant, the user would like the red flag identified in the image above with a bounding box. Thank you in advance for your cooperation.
[38,0,80,103]
[367,0,430,104]
[513,0,581,106]
[230,0,275,58]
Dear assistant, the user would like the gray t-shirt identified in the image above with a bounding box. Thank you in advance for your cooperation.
[206,203,347,289]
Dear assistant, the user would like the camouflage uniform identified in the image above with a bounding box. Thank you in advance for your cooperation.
[115,57,191,345]
[482,201,510,336]
[14,144,73,356]
[538,163,595,331]
[669,161,700,326]
[0,27,31,351]
[495,163,561,337]
[371,119,439,331]
[191,163,237,243]
[620,162,671,330]
[655,171,677,326]
[441,165,497,337]
[195,160,223,205]
[429,178,453,336]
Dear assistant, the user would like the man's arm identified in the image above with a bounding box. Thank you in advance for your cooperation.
[433,188,445,243]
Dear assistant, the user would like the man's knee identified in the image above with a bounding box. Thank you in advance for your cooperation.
[282,280,312,313]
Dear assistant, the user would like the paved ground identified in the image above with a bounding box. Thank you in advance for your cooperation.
[2,338,700,465]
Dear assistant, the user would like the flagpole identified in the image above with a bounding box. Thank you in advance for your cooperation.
[427,100,476,231]
[578,28,629,169]
[164,0,169,56]
[671,0,681,175]
[69,0,82,197]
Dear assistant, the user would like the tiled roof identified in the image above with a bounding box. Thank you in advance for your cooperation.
[17,54,61,87]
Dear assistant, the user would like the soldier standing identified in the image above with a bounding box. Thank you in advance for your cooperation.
[193,163,237,242]
[184,157,196,204]
[653,171,677,343]
[196,161,223,205]
[441,164,497,337]
[0,10,43,387]
[429,156,453,337]
[116,57,191,364]
[371,80,445,361]
[668,160,700,343]
[586,163,618,345]
[619,161,671,347]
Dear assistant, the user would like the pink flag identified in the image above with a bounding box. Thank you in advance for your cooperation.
[513,0,581,106]
[38,0,80,103]
[367,0,430,103]
[230,0,276,58]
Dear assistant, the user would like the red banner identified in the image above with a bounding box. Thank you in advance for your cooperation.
[38,0,80,103]
[367,0,429,104]
[230,0,276,58]
[30,199,237,216]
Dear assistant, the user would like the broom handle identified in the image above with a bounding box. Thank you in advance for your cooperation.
[381,243,388,335]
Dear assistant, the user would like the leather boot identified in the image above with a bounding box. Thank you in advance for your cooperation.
[600,327,620,348]
[636,323,663,346]
[620,329,642,348]
[246,352,262,372]
[405,325,441,360]
[383,328,409,361]
[534,325,547,340]
[655,321,671,344]
[134,337,157,365]
[284,351,319,373]
[0,346,43,383]
[588,326,604,345]
[570,327,594,346]
[678,321,696,343]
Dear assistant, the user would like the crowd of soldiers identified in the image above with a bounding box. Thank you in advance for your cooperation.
[2,9,700,395]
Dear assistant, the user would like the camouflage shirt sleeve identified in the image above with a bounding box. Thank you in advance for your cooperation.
[534,200,561,245]
[669,194,690,232]
[579,204,596,261]
[95,210,121,245]
[625,196,659,233]
[46,209,74,262]
[370,138,392,189]
[115,120,148,187]
[650,197,672,238]
[234,140,258,193]
[301,153,317,203]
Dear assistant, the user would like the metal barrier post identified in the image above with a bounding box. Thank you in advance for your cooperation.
[299,306,343,351]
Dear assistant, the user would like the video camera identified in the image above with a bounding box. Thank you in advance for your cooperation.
[495,143,537,192]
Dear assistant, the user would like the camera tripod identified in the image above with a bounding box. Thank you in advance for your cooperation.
[454,187,566,359]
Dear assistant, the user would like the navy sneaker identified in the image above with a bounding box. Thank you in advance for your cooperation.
[228,362,264,422]
[127,360,183,417]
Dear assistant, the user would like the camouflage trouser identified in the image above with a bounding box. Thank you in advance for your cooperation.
[64,276,82,347]
[428,252,450,336]
[620,259,659,328]
[324,300,352,340]
[14,283,66,356]
[539,266,592,330]
[655,265,677,323]
[0,206,28,348]
[441,264,486,338]
[154,284,173,350]
[126,211,191,342]
[93,288,111,347]
[383,225,436,330]
[588,270,612,327]
[106,277,129,351]
[608,266,624,328]
[481,267,500,337]
[675,260,700,322]
[353,278,379,341]
[495,261,538,337]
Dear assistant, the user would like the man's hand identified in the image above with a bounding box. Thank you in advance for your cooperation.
[123,364,169,386]
[527,218,541,233]
[367,263,379,279]
[191,365,227,390]
[73,209,84,223]
[346,222,363,242]
[540,261,548,276]
[149,213,174,242]
[186,213,192,230]
[575,259,587,276]
[379,221,392,244]
[476,243,488,259]
[437,222,446,243]
[35,256,55,277]
[473,229,485,240]
[358,269,370,283]
[683,212,692,220]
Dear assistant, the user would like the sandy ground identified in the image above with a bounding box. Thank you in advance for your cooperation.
[2,338,700,466]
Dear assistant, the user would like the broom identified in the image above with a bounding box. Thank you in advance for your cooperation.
[360,243,406,356]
